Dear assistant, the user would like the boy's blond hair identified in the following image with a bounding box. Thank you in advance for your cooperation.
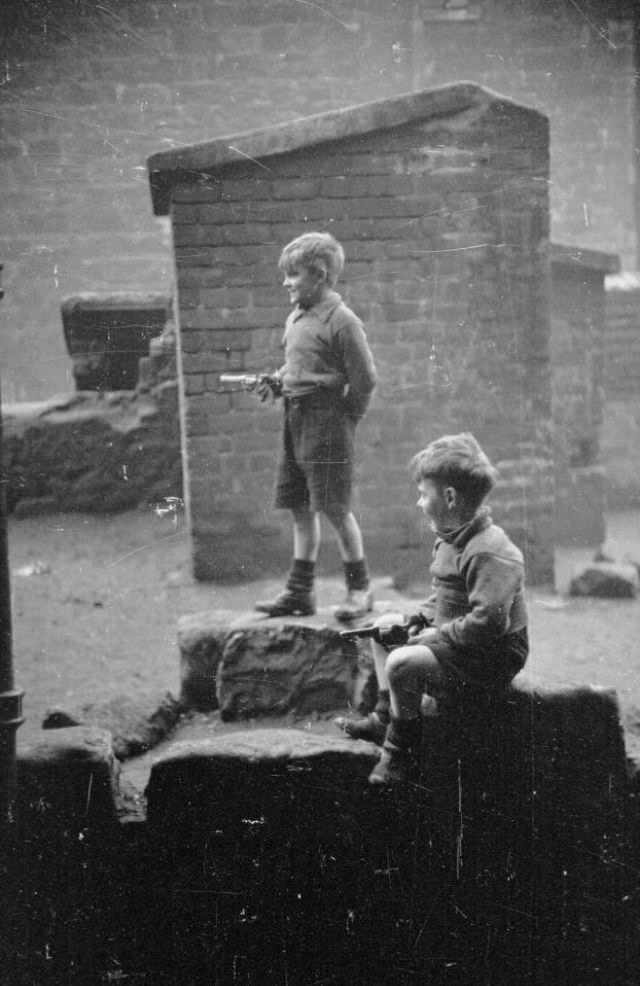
[410,432,498,509]
[278,231,345,287]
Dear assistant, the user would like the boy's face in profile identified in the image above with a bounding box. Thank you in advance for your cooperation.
[282,262,326,310]
[417,478,454,533]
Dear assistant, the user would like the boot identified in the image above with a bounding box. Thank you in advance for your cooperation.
[332,558,373,623]
[332,587,374,623]
[254,587,316,617]
[335,710,387,744]
[368,718,422,786]
[334,689,390,744]
[255,559,316,617]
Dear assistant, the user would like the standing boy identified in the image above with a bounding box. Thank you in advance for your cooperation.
[338,433,529,785]
[255,232,377,622]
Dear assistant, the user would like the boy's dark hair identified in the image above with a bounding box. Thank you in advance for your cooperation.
[278,231,345,287]
[409,432,498,509]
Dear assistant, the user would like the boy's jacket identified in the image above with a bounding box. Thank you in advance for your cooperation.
[423,507,527,650]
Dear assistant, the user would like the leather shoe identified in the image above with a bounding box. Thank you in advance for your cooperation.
[334,711,387,744]
[332,587,373,623]
[255,589,316,617]
[368,741,415,786]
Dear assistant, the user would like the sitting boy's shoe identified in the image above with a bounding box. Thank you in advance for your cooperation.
[332,588,373,623]
[368,741,415,786]
[334,711,387,745]
[255,589,316,617]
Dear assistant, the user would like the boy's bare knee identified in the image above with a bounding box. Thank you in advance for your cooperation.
[386,646,414,683]
[387,644,436,683]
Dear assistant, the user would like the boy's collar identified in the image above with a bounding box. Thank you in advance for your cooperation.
[434,505,491,545]
[292,289,341,322]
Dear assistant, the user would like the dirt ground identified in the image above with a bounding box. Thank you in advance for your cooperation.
[7,506,640,759]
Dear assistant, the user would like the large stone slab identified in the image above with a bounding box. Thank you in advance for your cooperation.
[143,684,632,985]
[178,610,363,718]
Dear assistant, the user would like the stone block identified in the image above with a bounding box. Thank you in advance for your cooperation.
[178,610,360,718]
[569,561,639,598]
[144,684,631,985]
[18,725,120,828]
[145,729,381,984]
[42,691,182,760]
[61,292,171,391]
[13,728,123,985]
[177,609,236,710]
[218,618,359,719]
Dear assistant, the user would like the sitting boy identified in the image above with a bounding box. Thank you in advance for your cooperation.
[338,432,529,785]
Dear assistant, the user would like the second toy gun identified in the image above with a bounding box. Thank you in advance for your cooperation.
[340,614,432,648]
[219,373,283,399]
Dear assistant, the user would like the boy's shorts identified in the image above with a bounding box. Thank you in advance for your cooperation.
[274,394,356,516]
[429,627,529,696]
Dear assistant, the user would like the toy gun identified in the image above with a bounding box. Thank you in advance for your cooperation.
[220,373,262,390]
[340,614,432,648]
[339,622,411,648]
[219,373,282,397]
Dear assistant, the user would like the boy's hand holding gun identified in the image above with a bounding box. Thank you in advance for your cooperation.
[340,613,432,649]
[219,372,283,403]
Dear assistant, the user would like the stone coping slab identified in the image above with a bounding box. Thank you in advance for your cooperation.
[147,81,546,214]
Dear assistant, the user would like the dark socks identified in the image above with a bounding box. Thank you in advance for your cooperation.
[344,558,370,592]
[386,716,422,752]
[286,558,315,596]
[374,688,391,722]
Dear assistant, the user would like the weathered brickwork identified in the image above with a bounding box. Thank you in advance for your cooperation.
[151,85,554,582]
[0,0,635,400]
[602,278,640,507]
[550,246,620,545]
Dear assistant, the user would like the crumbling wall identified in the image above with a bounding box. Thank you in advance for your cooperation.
[2,368,181,517]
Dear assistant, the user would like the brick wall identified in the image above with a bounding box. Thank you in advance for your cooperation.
[152,84,554,583]
[602,276,640,508]
[550,246,620,545]
[0,0,635,402]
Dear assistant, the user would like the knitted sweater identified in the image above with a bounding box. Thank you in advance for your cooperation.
[421,507,528,651]
[279,290,377,419]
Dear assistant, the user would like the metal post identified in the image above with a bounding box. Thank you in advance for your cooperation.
[0,263,23,834]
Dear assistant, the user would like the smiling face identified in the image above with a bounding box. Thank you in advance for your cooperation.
[282,262,326,309]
